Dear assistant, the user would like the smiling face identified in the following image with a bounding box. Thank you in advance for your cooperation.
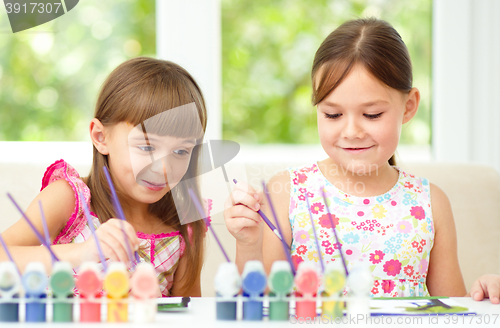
[316,64,417,175]
[104,122,196,206]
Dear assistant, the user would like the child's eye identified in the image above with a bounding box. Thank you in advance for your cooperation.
[325,113,341,119]
[174,149,190,156]
[138,146,155,152]
[364,112,383,119]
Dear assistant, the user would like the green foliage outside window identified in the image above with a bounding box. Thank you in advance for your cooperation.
[0,1,430,146]
[0,0,155,141]
[222,0,432,145]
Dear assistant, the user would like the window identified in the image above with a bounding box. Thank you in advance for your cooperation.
[0,0,154,141]
[221,0,432,146]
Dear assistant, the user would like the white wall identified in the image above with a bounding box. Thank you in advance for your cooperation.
[433,0,500,171]
[156,0,222,141]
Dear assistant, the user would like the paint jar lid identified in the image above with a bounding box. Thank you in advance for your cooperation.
[76,262,102,297]
[22,262,47,295]
[130,262,158,299]
[50,262,75,297]
[0,261,20,297]
[214,262,240,297]
[103,262,129,298]
[323,262,345,294]
[242,261,266,295]
[294,261,319,295]
[268,261,293,294]
[347,263,373,296]
[242,260,264,277]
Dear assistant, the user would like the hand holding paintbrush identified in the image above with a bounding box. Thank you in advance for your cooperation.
[223,180,268,248]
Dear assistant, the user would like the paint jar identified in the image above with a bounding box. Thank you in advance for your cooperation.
[76,262,103,322]
[0,262,21,322]
[241,261,266,321]
[23,262,48,322]
[130,262,158,322]
[268,261,293,321]
[347,263,373,318]
[321,261,346,320]
[214,262,241,320]
[294,261,319,321]
[50,261,75,322]
[103,262,129,322]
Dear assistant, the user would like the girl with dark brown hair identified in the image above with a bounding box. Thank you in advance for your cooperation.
[225,18,474,298]
[1,57,208,297]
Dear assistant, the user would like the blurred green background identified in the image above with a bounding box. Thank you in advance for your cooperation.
[0,0,431,145]
[222,0,432,145]
[0,0,155,141]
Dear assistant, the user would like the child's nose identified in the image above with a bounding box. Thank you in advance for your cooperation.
[341,118,365,139]
[150,156,170,178]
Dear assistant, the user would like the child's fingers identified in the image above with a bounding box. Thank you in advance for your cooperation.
[225,189,261,212]
[232,181,259,202]
[231,217,261,232]
[470,280,485,301]
[227,205,262,225]
[121,221,140,250]
[108,219,139,251]
[485,279,500,304]
[99,243,121,263]
[98,231,129,263]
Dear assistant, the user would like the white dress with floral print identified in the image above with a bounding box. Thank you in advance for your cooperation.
[288,163,434,297]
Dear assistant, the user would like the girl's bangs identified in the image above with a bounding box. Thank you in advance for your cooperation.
[313,57,355,105]
[121,78,205,140]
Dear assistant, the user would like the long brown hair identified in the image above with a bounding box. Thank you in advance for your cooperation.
[312,18,413,166]
[85,57,207,295]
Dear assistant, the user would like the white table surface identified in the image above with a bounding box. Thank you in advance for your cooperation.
[3,297,500,327]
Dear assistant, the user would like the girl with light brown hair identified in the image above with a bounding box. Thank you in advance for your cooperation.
[1,57,208,297]
[225,18,469,298]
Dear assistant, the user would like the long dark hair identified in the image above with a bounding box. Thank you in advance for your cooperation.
[85,57,207,295]
[312,18,413,166]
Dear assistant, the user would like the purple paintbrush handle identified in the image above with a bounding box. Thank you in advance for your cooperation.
[188,188,231,263]
[261,181,296,276]
[0,234,22,276]
[102,166,138,266]
[305,196,325,273]
[320,188,349,276]
[7,193,60,262]
[79,191,108,272]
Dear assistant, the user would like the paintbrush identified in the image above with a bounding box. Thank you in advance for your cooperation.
[7,193,60,262]
[188,188,231,262]
[38,201,55,265]
[261,181,296,275]
[102,166,140,266]
[78,191,108,272]
[0,233,22,277]
[320,188,349,276]
[233,179,283,241]
[305,196,325,273]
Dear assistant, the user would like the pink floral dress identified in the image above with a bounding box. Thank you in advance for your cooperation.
[289,163,434,297]
[42,159,211,297]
